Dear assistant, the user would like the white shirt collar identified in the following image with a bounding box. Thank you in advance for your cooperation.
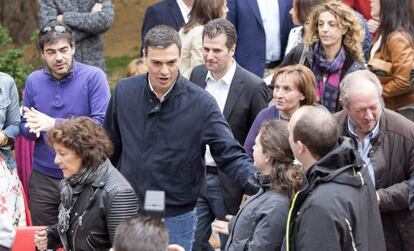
[176,0,191,23]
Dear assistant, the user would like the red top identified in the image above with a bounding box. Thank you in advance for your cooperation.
[343,0,372,20]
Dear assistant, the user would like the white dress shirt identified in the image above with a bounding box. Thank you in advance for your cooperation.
[257,0,281,63]
[204,60,237,166]
[176,0,191,23]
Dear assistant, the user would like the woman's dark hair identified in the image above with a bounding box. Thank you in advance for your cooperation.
[258,120,304,199]
[47,117,113,170]
[182,0,226,33]
[294,0,329,25]
[377,0,414,45]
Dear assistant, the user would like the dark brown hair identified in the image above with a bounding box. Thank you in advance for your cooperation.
[47,117,112,170]
[294,0,329,25]
[37,21,74,52]
[182,0,226,33]
[202,18,237,50]
[259,120,304,199]
[272,64,318,106]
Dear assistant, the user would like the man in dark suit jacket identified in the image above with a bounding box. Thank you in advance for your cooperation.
[141,0,192,52]
[227,0,293,77]
[189,19,268,251]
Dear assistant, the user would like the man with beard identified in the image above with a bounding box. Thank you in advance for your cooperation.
[20,21,110,226]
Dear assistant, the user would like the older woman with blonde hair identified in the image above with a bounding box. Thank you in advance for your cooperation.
[281,0,365,113]
[244,64,317,156]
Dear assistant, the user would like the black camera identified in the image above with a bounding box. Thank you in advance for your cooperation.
[143,190,165,219]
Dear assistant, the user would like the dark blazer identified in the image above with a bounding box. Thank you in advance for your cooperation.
[140,0,185,51]
[190,63,268,213]
[227,0,294,77]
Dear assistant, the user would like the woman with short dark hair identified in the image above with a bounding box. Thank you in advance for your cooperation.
[34,117,138,251]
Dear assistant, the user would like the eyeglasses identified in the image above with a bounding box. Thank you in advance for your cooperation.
[40,25,71,36]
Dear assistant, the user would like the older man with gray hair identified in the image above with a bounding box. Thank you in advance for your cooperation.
[335,69,414,251]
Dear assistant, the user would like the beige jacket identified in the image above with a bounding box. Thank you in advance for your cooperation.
[179,25,204,79]
[369,30,414,110]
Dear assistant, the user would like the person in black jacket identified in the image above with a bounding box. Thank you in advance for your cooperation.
[285,106,385,251]
[34,117,138,251]
[281,1,365,113]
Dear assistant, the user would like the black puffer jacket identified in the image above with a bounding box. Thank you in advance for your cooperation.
[47,159,139,251]
[286,137,385,251]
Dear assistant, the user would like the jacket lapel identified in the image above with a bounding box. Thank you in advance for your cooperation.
[246,0,263,28]
[223,65,244,119]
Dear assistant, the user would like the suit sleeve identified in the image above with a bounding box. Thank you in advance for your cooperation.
[141,6,158,51]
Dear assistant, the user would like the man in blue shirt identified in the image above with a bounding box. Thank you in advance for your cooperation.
[20,21,110,226]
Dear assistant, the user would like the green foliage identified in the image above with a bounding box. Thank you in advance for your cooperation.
[0,26,32,94]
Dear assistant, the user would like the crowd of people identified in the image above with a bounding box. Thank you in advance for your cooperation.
[0,0,414,250]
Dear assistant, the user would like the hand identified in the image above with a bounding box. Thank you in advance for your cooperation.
[212,216,233,235]
[23,107,56,137]
[242,194,250,203]
[57,15,63,22]
[34,230,48,251]
[0,132,9,146]
[168,244,185,251]
[91,3,102,13]
[367,18,380,34]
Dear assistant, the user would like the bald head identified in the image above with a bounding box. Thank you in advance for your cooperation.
[289,106,338,160]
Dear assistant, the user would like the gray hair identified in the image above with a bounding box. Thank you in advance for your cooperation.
[143,25,182,55]
[339,70,383,107]
[202,18,237,49]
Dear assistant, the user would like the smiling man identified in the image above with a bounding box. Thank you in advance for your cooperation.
[104,25,257,251]
[20,21,110,226]
[189,19,268,251]
[335,70,414,250]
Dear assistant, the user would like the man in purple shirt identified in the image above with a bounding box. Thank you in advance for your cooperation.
[20,21,110,226]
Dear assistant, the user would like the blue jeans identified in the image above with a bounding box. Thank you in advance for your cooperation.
[165,208,197,251]
[192,174,228,251]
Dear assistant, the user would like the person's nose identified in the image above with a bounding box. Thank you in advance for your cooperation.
[160,64,169,75]
[55,51,63,62]
[54,155,61,165]
[365,109,374,120]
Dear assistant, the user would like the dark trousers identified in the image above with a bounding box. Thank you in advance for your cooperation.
[29,170,61,226]
[193,173,228,251]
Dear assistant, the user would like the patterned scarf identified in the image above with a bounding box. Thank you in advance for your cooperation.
[312,42,346,113]
[58,165,99,235]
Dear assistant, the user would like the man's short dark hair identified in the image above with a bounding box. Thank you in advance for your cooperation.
[37,21,74,51]
[202,18,237,49]
[112,216,169,251]
[143,25,182,56]
[292,106,338,160]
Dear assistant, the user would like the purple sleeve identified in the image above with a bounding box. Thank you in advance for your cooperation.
[244,107,277,156]
[88,69,111,125]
